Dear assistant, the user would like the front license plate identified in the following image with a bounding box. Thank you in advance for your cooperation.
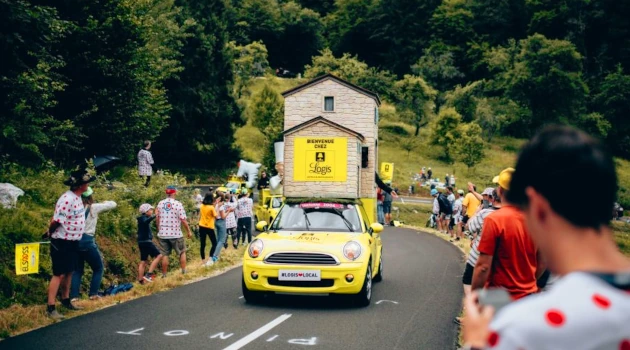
[278,270,321,281]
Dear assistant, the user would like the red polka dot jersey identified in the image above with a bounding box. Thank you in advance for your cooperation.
[52,191,85,241]
[488,272,630,349]
[156,198,187,239]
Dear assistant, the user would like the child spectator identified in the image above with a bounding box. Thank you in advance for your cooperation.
[137,203,162,282]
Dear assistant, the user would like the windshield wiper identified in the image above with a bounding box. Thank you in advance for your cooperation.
[333,209,354,232]
[304,211,311,231]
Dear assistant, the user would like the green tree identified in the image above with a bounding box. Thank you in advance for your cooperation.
[248,85,284,170]
[393,75,438,136]
[442,81,484,122]
[295,0,335,15]
[156,0,241,166]
[411,47,464,97]
[430,107,462,163]
[455,122,485,170]
[228,40,270,99]
[400,138,419,158]
[594,66,630,156]
[473,97,508,142]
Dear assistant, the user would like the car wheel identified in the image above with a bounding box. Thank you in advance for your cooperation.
[242,275,265,304]
[353,263,372,307]
[374,254,383,283]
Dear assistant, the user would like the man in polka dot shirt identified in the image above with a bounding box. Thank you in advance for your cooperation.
[44,169,95,320]
[156,185,192,276]
[462,125,630,350]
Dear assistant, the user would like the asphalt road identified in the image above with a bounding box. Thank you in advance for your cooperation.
[1,227,464,350]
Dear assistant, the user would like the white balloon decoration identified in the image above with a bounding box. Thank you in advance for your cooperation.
[237,160,261,189]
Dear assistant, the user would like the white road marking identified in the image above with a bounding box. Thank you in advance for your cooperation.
[266,335,279,342]
[222,314,292,350]
[288,337,317,345]
[376,300,399,305]
[164,330,189,336]
[117,327,144,335]
[211,332,234,339]
[238,296,244,299]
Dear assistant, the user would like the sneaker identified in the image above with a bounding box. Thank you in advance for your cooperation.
[161,273,167,278]
[241,242,247,246]
[143,274,154,282]
[212,256,218,262]
[181,268,186,274]
[61,302,84,311]
[70,297,79,303]
[204,259,214,266]
[89,295,102,301]
[223,243,228,249]
[47,309,65,320]
[455,237,461,241]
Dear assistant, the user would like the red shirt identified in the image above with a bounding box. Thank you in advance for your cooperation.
[477,205,538,300]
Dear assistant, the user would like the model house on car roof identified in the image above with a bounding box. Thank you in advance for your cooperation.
[281,74,380,205]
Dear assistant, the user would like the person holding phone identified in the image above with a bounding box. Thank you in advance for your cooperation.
[462,126,630,350]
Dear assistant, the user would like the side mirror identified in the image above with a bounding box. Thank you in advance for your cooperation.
[370,223,384,234]
[256,221,268,232]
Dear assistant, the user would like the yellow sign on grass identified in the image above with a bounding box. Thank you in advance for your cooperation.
[380,162,394,183]
[294,137,347,181]
[15,243,40,275]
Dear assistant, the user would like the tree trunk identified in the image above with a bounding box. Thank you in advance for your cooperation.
[414,123,420,136]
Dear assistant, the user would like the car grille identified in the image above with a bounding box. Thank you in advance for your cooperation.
[264,252,339,265]
[268,278,335,288]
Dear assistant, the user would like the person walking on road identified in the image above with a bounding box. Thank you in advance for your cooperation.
[462,125,630,350]
[199,193,218,266]
[471,168,544,300]
[44,170,95,320]
[137,203,162,283]
[236,189,253,246]
[137,140,154,187]
[156,186,192,276]
[70,187,116,301]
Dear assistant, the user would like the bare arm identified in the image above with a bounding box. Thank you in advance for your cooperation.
[468,182,483,201]
[472,253,493,291]
[181,218,192,238]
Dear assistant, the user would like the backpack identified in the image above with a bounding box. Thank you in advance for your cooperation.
[437,194,453,214]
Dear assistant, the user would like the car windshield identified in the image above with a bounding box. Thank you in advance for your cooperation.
[270,203,361,232]
[226,182,240,189]
[271,197,283,209]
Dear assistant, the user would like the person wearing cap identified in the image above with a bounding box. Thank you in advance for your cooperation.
[137,203,163,282]
[431,188,440,228]
[462,184,481,226]
[236,189,254,247]
[138,140,154,187]
[44,169,95,320]
[156,186,192,276]
[446,186,456,238]
[199,193,218,266]
[462,125,630,350]
[452,189,465,241]
[70,187,116,301]
[471,168,543,300]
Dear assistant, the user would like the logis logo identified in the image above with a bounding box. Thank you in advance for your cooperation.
[309,152,332,176]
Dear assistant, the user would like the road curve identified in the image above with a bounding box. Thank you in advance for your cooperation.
[0,227,464,350]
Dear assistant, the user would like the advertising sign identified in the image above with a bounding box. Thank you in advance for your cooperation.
[380,162,394,183]
[294,137,347,181]
[15,243,40,275]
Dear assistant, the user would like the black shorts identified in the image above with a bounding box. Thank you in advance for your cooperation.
[462,215,470,224]
[449,217,455,229]
[139,242,161,261]
[383,201,392,214]
[462,263,474,285]
[50,239,79,276]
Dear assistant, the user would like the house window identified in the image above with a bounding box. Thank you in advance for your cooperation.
[324,96,334,112]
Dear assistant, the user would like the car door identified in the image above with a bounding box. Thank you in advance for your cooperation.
[358,204,378,274]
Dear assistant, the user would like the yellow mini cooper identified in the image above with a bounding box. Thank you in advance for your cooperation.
[242,199,384,306]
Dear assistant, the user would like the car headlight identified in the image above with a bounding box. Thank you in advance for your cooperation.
[248,239,264,258]
[343,241,362,261]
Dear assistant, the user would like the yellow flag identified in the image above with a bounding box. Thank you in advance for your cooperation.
[380,162,394,183]
[15,243,40,275]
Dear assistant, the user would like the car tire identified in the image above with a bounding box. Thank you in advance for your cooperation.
[242,275,265,304]
[352,263,372,307]
[374,253,383,283]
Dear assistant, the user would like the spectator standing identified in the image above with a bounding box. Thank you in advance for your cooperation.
[462,185,481,226]
[212,193,234,261]
[453,190,465,240]
[199,193,218,266]
[431,189,440,228]
[446,186,456,238]
[156,186,192,276]
[236,189,254,246]
[383,183,394,226]
[471,168,543,300]
[70,187,116,301]
[377,188,385,225]
[137,204,162,282]
[137,140,154,187]
[427,167,433,180]
[463,125,630,350]
[257,171,269,190]
[445,174,451,187]
[437,189,453,234]
[224,193,238,248]
[44,170,95,319]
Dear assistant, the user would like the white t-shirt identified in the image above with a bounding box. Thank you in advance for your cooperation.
[156,198,187,238]
[488,272,630,349]
[52,191,85,240]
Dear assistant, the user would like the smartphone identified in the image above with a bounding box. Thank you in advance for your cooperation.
[476,288,513,313]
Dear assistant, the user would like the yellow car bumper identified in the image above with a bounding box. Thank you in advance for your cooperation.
[243,260,368,295]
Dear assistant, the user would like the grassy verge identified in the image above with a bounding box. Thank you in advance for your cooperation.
[0,247,245,339]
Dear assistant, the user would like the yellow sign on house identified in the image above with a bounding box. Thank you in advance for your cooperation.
[15,243,40,275]
[380,162,394,183]
[294,137,347,181]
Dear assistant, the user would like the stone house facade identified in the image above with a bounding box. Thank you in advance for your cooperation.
[281,74,381,199]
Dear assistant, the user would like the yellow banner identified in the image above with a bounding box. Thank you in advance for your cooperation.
[380,162,394,182]
[15,243,40,275]
[294,137,347,182]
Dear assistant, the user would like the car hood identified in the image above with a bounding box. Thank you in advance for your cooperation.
[257,231,363,250]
